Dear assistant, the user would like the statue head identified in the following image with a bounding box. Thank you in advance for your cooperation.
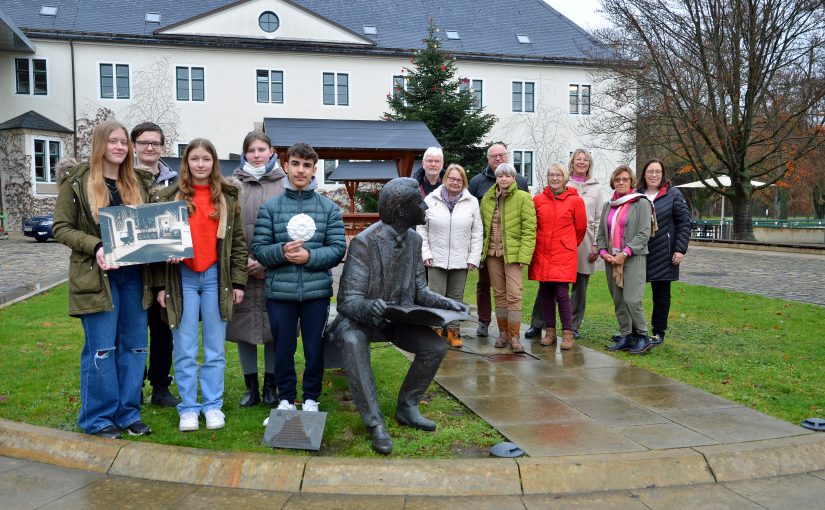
[378,177,427,230]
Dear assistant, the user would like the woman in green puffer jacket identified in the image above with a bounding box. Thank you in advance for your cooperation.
[480,163,536,353]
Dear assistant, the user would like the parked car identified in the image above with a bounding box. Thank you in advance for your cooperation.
[23,214,54,242]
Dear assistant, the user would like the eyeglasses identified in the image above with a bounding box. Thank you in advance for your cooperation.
[135,141,163,149]
[646,170,662,176]
[548,173,564,179]
[614,177,631,183]
[489,153,508,159]
[446,177,463,183]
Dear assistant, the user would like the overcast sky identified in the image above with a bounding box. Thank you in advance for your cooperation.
[544,0,609,31]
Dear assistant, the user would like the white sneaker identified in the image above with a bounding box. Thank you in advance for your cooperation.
[303,399,319,412]
[276,400,296,411]
[262,416,269,427]
[179,412,199,432]
[204,409,225,430]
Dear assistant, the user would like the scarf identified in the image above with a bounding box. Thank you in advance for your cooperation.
[241,153,280,180]
[607,192,644,288]
[441,186,461,212]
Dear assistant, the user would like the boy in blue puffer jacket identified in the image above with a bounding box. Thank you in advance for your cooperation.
[251,143,346,412]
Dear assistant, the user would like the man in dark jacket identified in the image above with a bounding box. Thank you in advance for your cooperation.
[327,178,468,454]
[467,143,528,336]
[131,122,179,407]
[412,146,445,197]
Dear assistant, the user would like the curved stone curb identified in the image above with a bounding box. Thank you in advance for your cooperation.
[2,418,825,496]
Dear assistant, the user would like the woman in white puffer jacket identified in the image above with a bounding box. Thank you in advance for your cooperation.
[417,164,483,348]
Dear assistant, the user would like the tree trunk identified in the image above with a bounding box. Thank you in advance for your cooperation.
[813,187,825,219]
[730,193,755,240]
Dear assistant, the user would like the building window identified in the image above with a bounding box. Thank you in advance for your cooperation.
[459,79,483,110]
[257,70,284,103]
[177,143,188,157]
[15,58,48,95]
[33,138,61,183]
[176,66,204,101]
[258,11,280,33]
[569,84,591,115]
[512,150,533,186]
[323,160,339,184]
[512,81,535,112]
[100,63,130,99]
[392,75,405,99]
[323,72,349,106]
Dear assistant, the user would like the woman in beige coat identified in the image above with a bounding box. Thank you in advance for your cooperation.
[226,131,286,407]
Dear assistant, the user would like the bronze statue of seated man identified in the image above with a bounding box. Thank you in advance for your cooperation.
[327,177,468,454]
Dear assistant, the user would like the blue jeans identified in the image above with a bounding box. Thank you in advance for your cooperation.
[78,266,147,434]
[172,264,226,416]
[266,298,329,402]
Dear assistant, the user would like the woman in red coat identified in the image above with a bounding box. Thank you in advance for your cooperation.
[529,163,587,349]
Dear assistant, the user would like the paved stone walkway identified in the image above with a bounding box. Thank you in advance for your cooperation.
[0,233,68,305]
[4,455,825,509]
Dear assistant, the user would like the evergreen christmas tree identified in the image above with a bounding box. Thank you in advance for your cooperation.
[385,21,496,174]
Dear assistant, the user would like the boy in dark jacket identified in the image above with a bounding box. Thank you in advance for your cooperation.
[252,143,346,412]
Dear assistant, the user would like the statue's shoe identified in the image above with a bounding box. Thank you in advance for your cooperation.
[369,423,393,455]
[396,405,436,431]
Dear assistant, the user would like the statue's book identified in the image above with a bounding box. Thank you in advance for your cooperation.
[384,305,473,328]
[98,201,194,266]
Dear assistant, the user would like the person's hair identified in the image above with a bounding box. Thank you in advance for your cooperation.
[178,138,236,219]
[286,142,318,165]
[377,177,420,224]
[609,164,636,190]
[547,163,569,187]
[640,158,667,190]
[486,143,508,157]
[130,121,165,145]
[423,147,443,160]
[242,131,272,153]
[568,148,593,178]
[444,164,468,190]
[90,120,141,212]
[494,162,518,177]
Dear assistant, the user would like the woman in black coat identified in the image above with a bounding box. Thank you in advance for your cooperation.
[638,159,691,346]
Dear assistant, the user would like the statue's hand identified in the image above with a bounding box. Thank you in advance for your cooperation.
[445,300,469,315]
[369,299,387,319]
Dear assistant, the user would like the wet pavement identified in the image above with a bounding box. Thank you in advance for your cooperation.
[0,233,68,305]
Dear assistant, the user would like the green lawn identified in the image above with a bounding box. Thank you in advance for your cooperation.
[1,271,822,456]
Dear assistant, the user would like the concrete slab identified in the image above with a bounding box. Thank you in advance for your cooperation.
[108,442,306,492]
[460,394,585,426]
[519,449,714,495]
[532,347,626,370]
[528,374,609,400]
[613,423,718,449]
[575,366,681,388]
[633,483,763,509]
[171,486,291,510]
[723,473,825,508]
[522,491,648,509]
[663,406,809,443]
[0,418,122,473]
[302,457,521,495]
[35,475,196,510]
[487,358,570,378]
[563,395,671,427]
[695,434,825,481]
[405,495,527,510]
[434,358,500,377]
[281,493,406,509]
[812,470,825,481]
[0,455,24,473]
[495,420,647,456]
[615,383,738,412]
[435,373,543,398]
[0,461,102,510]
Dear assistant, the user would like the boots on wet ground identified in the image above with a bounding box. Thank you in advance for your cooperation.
[261,372,278,406]
[561,329,575,350]
[540,327,557,346]
[239,373,260,407]
[446,327,463,348]
[494,314,510,348]
[508,321,525,353]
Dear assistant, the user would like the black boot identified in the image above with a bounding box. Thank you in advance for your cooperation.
[629,335,653,354]
[524,326,541,338]
[261,372,278,406]
[395,347,444,432]
[607,335,636,352]
[239,373,260,407]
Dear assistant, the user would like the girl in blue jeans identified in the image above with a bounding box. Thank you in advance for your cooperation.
[53,120,154,438]
[156,138,247,432]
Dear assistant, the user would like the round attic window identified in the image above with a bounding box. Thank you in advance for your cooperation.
[258,11,280,33]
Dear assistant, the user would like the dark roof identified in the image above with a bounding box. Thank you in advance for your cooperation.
[0,110,72,133]
[0,7,35,52]
[2,0,602,62]
[163,157,239,178]
[327,161,399,181]
[263,119,439,151]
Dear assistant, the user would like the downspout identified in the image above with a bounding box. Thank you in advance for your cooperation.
[71,39,77,157]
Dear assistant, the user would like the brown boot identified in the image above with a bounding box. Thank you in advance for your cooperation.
[447,327,463,348]
[509,322,525,353]
[494,315,510,348]
[561,330,575,350]
[540,327,557,346]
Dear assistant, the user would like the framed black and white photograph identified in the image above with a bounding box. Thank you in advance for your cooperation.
[99,201,194,266]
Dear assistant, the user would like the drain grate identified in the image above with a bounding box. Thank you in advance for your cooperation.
[484,353,535,362]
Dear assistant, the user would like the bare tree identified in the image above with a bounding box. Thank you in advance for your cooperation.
[124,57,181,155]
[74,107,116,161]
[588,0,825,239]
[502,94,568,188]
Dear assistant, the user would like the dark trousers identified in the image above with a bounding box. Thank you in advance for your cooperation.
[266,298,329,403]
[530,272,591,330]
[476,264,492,324]
[650,280,672,336]
[145,299,173,389]
[539,282,573,330]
